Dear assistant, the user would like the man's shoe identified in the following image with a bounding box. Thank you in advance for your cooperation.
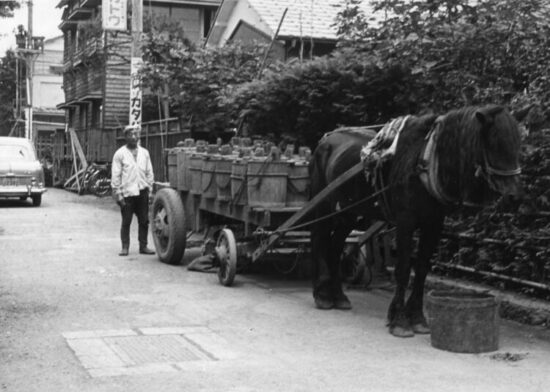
[139,247,155,255]
[119,248,129,256]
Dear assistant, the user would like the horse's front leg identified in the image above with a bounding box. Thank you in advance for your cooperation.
[328,217,354,310]
[388,214,415,338]
[311,208,335,309]
[405,218,444,334]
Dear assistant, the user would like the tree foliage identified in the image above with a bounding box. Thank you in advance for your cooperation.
[0,1,19,18]
[341,0,550,112]
[0,50,18,136]
[140,15,265,136]
[227,52,414,147]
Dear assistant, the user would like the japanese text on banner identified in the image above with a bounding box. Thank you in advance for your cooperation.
[102,0,127,31]
[129,57,143,127]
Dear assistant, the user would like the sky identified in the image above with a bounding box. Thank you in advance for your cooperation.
[0,0,63,55]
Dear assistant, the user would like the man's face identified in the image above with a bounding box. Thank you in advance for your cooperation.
[125,129,139,148]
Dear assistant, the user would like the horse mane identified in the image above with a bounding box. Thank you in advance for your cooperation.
[436,105,519,199]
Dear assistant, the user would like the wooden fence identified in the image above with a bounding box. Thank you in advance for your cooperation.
[113,118,191,182]
[52,118,191,184]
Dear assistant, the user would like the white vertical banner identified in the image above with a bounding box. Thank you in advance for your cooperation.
[129,57,143,127]
[102,0,128,31]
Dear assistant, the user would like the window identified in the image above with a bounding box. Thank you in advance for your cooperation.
[144,4,209,44]
[171,7,201,42]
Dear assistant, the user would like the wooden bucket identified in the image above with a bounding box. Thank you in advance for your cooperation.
[166,148,179,189]
[216,156,234,202]
[201,153,219,199]
[427,290,500,353]
[286,160,310,207]
[176,148,193,191]
[189,153,204,195]
[247,159,288,208]
[231,158,248,205]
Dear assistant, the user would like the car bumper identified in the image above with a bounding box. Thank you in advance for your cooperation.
[0,185,47,198]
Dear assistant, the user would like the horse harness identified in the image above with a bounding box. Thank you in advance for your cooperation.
[417,116,456,205]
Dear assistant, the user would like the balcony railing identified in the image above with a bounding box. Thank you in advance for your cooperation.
[67,0,93,21]
[15,35,45,53]
[83,35,104,57]
[73,47,84,66]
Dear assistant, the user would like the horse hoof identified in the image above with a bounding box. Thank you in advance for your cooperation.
[334,298,352,310]
[411,322,430,334]
[389,325,414,338]
[314,297,334,310]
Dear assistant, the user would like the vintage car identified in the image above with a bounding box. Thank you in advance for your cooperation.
[0,136,47,206]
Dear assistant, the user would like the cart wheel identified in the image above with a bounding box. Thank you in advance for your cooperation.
[342,244,371,285]
[152,188,186,265]
[216,228,237,286]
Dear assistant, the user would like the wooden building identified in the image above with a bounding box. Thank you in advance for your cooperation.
[205,0,376,60]
[55,0,220,181]
[28,36,65,163]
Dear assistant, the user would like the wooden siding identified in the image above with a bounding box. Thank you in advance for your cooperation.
[103,32,132,129]
[64,72,76,102]
[75,67,88,98]
[87,66,102,94]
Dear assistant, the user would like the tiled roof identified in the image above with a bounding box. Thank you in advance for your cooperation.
[248,0,376,41]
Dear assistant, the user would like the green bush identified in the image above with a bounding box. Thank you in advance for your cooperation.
[228,51,415,148]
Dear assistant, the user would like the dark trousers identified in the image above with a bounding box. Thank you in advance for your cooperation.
[120,189,149,249]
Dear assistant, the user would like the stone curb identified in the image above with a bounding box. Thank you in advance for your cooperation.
[426,275,550,328]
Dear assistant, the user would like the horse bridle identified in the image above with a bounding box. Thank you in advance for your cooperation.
[474,141,522,183]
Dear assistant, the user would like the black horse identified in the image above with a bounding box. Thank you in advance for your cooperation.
[309,105,523,337]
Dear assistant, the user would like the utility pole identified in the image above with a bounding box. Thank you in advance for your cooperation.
[14,0,42,141]
[26,0,34,141]
[129,0,143,128]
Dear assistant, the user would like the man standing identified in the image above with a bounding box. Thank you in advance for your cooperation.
[111,125,155,256]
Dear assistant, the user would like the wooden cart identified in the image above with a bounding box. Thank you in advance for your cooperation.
[151,137,391,287]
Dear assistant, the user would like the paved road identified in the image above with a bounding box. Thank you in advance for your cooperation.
[1,188,549,392]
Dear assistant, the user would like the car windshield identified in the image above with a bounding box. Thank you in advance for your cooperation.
[0,145,34,161]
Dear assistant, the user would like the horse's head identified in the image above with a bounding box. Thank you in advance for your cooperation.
[473,105,522,199]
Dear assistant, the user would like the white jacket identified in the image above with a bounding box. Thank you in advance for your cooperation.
[111,145,154,197]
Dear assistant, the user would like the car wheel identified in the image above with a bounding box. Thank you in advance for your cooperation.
[32,194,42,207]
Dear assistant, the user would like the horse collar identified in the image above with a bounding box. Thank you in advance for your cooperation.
[418,117,458,205]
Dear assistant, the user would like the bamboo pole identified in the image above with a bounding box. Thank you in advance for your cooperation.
[434,262,550,292]
[442,231,547,252]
